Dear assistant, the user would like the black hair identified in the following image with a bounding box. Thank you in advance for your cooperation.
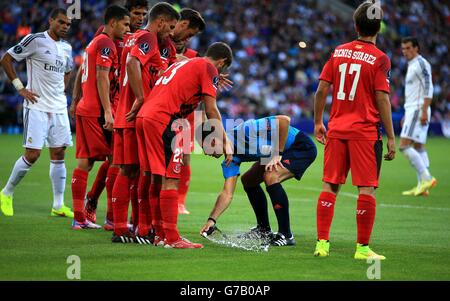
[104,5,130,24]
[149,2,180,22]
[353,1,383,37]
[125,0,149,11]
[180,8,206,32]
[401,36,420,50]
[205,42,233,68]
[49,8,67,19]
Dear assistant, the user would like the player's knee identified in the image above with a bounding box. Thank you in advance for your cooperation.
[50,148,66,161]
[263,171,280,186]
[24,149,41,164]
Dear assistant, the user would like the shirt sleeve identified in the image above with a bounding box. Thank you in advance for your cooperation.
[200,61,219,98]
[417,59,433,99]
[129,32,159,67]
[7,34,37,62]
[64,44,74,73]
[318,51,334,83]
[95,38,116,69]
[374,54,391,94]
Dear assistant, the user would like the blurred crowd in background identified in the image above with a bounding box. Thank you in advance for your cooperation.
[0,0,449,136]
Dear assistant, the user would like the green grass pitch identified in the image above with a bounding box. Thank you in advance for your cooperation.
[0,134,449,280]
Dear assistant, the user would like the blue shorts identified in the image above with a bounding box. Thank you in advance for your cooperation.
[222,131,317,180]
[281,131,317,180]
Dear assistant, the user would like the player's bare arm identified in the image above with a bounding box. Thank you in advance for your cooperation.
[0,52,40,103]
[314,80,330,145]
[96,65,114,131]
[203,95,233,165]
[375,90,396,161]
[265,115,290,172]
[70,67,83,118]
[200,175,238,235]
[125,55,144,122]
[421,97,432,125]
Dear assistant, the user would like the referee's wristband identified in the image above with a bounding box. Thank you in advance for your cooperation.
[12,78,24,91]
[207,217,217,225]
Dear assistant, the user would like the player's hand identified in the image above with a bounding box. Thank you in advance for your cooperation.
[125,99,143,122]
[420,110,428,126]
[314,123,327,145]
[200,219,216,237]
[103,111,114,131]
[265,155,286,172]
[19,88,40,104]
[224,153,233,166]
[384,137,396,161]
[218,74,233,92]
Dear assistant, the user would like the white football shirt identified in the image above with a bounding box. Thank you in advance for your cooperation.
[404,55,433,111]
[7,31,73,113]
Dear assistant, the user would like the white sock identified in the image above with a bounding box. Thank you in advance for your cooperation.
[417,149,430,169]
[50,160,66,210]
[2,156,33,196]
[401,147,432,181]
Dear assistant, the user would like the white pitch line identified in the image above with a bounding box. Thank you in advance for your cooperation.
[379,203,450,212]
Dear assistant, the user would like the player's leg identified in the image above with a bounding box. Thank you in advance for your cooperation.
[177,153,191,214]
[0,148,40,216]
[1,108,46,216]
[150,174,164,245]
[104,160,120,229]
[71,116,109,229]
[84,159,110,221]
[241,162,271,234]
[48,147,73,217]
[161,176,203,249]
[349,140,385,260]
[399,109,436,195]
[263,167,296,246]
[136,169,152,244]
[314,138,349,257]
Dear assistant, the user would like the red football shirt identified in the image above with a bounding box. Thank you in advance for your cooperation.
[319,40,391,140]
[159,37,177,70]
[76,33,118,117]
[137,57,219,125]
[94,26,126,110]
[183,47,199,59]
[114,30,163,128]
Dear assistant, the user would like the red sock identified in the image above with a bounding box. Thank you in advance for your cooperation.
[149,183,163,238]
[105,166,120,222]
[356,194,376,245]
[177,165,191,206]
[112,174,130,235]
[160,189,180,243]
[86,160,109,202]
[316,191,336,241]
[137,174,151,236]
[72,168,88,222]
[130,177,139,228]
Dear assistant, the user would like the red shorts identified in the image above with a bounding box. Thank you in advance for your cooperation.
[113,128,139,165]
[76,115,112,160]
[323,138,382,187]
[136,118,183,178]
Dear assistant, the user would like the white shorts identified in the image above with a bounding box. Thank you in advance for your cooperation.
[400,107,431,144]
[22,108,73,149]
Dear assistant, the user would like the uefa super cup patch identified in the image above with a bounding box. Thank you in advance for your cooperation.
[13,45,23,54]
[101,47,111,56]
[213,76,219,88]
[160,48,169,58]
[139,42,150,54]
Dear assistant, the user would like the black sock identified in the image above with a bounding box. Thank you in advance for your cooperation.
[266,183,291,237]
[243,184,271,231]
